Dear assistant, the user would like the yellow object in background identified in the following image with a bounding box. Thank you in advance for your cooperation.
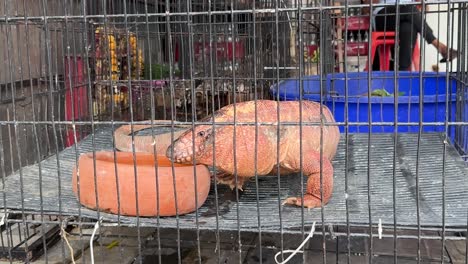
[130,35,136,45]
[108,35,116,50]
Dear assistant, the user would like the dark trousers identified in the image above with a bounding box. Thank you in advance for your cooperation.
[375,5,436,70]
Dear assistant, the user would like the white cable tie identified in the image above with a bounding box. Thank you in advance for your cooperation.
[378,218,383,239]
[274,221,316,264]
[90,217,103,264]
[0,213,6,226]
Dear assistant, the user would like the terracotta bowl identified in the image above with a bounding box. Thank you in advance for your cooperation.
[72,151,211,217]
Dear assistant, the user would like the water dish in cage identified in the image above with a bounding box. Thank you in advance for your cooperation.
[71,152,211,217]
[113,121,190,154]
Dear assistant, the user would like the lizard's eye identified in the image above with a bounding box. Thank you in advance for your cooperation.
[198,131,205,137]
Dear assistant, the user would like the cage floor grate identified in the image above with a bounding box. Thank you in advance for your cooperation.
[1,126,467,232]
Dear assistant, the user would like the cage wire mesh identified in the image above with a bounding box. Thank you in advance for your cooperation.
[0,0,467,263]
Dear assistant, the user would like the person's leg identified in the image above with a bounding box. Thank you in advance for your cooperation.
[375,6,396,31]
[399,5,436,44]
[398,21,418,70]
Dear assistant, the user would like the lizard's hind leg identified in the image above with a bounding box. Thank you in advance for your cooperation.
[282,151,334,209]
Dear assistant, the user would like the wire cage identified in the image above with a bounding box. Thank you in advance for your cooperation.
[0,0,467,263]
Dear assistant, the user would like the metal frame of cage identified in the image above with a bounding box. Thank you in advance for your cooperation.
[0,0,467,263]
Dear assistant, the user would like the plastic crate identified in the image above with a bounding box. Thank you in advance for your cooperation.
[270,71,457,136]
[337,42,369,56]
[339,16,370,31]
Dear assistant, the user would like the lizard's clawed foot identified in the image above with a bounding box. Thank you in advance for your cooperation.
[283,194,323,209]
[228,181,244,191]
[214,172,245,191]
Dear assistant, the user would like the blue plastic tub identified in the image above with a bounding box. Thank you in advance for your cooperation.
[453,80,468,158]
[270,75,328,102]
[270,71,457,135]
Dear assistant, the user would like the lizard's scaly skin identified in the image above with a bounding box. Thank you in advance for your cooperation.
[166,100,340,208]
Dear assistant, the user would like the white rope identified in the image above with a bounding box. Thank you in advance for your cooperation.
[90,217,103,264]
[0,213,6,226]
[60,226,76,264]
[378,219,383,239]
[274,221,316,264]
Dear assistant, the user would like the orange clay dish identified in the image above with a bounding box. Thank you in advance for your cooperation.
[72,151,211,217]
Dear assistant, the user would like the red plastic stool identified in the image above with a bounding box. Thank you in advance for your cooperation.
[364,31,420,71]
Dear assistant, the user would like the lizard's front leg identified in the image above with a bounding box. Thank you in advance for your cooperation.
[213,171,246,191]
[282,151,334,209]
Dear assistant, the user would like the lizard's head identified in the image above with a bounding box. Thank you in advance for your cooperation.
[166,125,216,165]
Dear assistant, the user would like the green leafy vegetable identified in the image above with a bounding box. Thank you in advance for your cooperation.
[144,63,181,79]
[370,88,405,97]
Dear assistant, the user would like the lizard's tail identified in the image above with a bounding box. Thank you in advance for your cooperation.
[114,121,190,155]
